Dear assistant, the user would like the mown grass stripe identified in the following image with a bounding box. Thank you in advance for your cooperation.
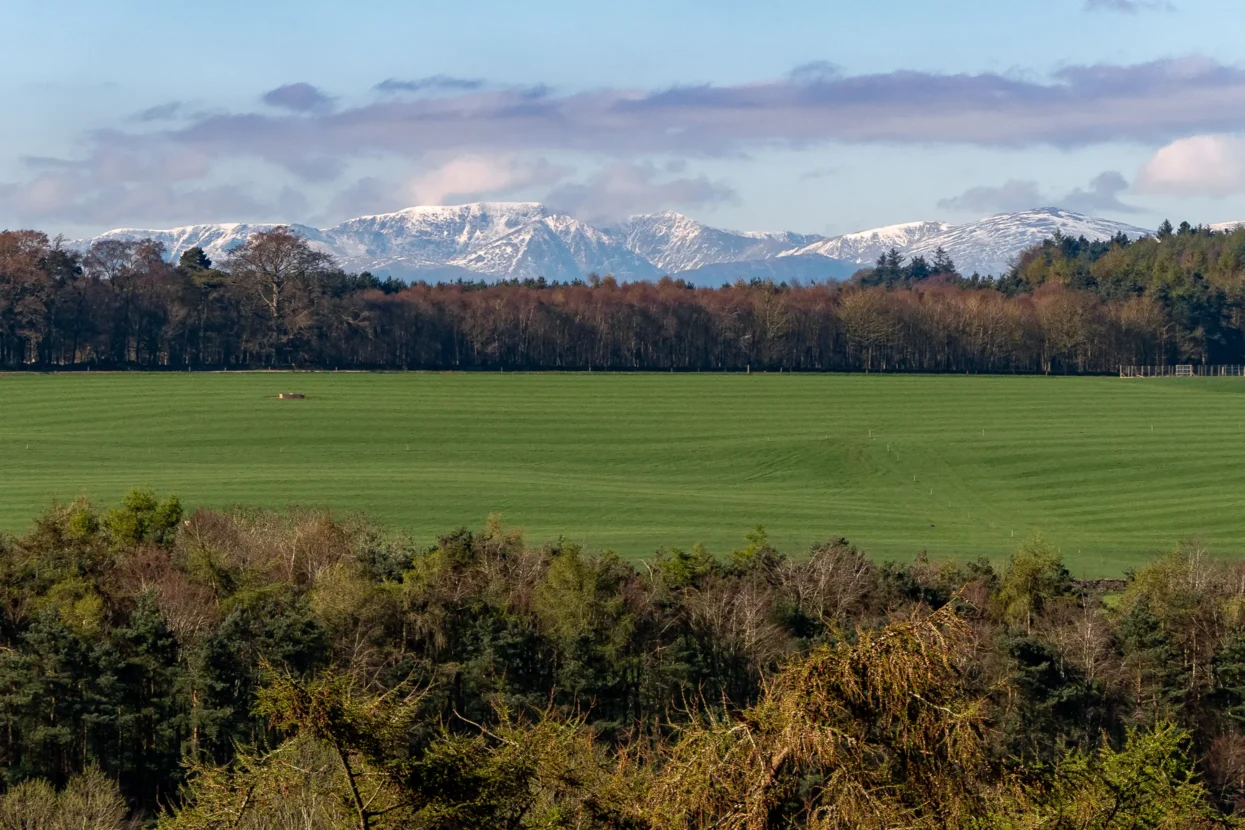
[2,372,1243,575]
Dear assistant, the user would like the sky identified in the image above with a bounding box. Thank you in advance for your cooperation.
[3,0,1245,237]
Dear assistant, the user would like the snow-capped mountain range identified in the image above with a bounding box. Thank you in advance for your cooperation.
[84,203,1156,285]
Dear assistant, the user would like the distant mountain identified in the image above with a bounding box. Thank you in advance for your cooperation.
[83,203,1157,286]
[612,210,823,274]
[784,210,1149,276]
[92,222,332,264]
[85,203,825,284]
[327,203,550,271]
[904,209,1150,276]
[91,203,658,283]
[784,221,951,266]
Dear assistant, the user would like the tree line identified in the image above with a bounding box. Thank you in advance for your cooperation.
[4,493,1245,825]
[2,220,1245,374]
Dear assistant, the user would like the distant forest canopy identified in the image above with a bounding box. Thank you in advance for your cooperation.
[1,218,1243,373]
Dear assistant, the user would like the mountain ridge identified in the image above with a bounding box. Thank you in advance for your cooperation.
[84,203,1156,285]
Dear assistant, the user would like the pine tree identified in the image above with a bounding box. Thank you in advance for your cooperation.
[178,247,212,272]
[1211,633,1245,727]
[113,592,188,808]
[907,255,931,282]
[1119,597,1186,719]
[932,246,956,276]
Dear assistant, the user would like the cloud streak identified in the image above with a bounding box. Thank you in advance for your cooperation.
[1062,171,1140,213]
[261,83,335,113]
[374,75,486,94]
[118,57,1245,169]
[9,56,1245,226]
[546,161,737,222]
[1084,0,1174,13]
[409,155,571,205]
[938,180,1046,213]
[939,171,1142,214]
[133,101,184,122]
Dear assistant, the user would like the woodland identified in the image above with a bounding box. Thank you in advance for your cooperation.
[1,493,1244,826]
[0,219,1242,374]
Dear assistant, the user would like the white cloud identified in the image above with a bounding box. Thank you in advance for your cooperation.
[546,161,737,222]
[1136,134,1245,197]
[317,157,732,224]
[0,147,283,227]
[406,155,570,205]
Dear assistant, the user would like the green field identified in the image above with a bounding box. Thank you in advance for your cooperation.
[2,372,1244,575]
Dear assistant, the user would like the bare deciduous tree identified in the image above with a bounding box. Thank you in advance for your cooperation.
[225,228,330,365]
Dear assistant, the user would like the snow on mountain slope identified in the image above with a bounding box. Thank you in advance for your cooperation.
[616,211,822,273]
[328,202,549,269]
[450,221,583,280]
[777,209,1146,276]
[1212,221,1245,232]
[904,209,1149,276]
[784,221,951,265]
[83,203,1158,283]
[92,223,335,264]
[84,203,656,281]
[542,215,660,280]
[444,213,656,281]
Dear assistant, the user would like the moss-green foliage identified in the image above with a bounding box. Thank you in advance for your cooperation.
[4,496,1245,826]
[0,766,127,829]
[996,538,1072,634]
[162,613,1236,829]
[9,373,1245,573]
[1004,224,1245,305]
[989,724,1226,829]
[102,488,182,549]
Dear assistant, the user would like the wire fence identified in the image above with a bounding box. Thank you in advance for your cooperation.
[1120,365,1245,378]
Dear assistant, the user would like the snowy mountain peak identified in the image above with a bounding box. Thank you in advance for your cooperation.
[617,211,823,273]
[1212,220,1245,233]
[786,221,951,264]
[903,209,1149,275]
[840,220,951,239]
[82,203,1158,286]
[90,222,338,266]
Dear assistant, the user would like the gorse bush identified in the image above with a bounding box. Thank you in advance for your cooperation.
[1,491,1244,826]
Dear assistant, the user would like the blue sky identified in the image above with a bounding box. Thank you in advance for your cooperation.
[3,0,1245,236]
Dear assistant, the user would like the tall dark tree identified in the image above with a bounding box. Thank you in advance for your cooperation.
[178,247,212,272]
[932,246,956,276]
